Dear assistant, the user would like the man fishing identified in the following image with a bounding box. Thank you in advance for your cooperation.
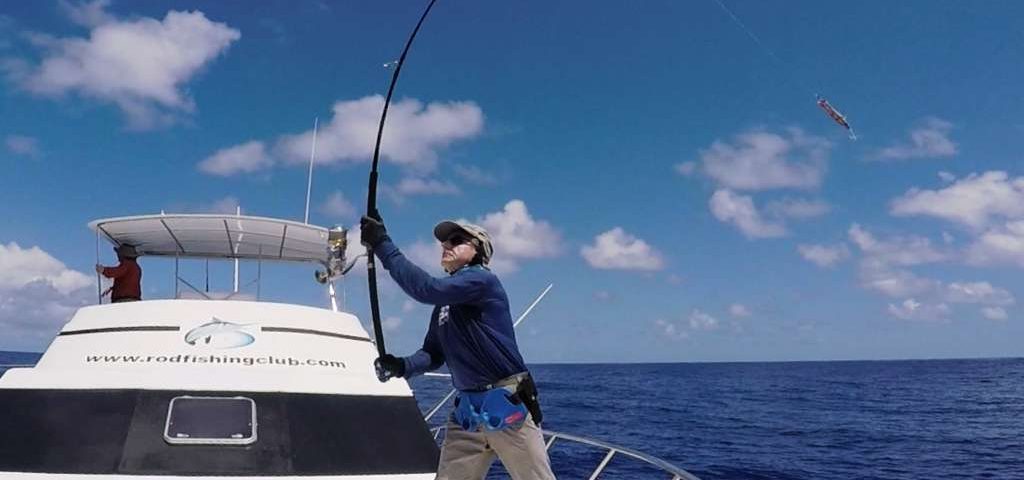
[361,212,556,480]
[95,244,142,303]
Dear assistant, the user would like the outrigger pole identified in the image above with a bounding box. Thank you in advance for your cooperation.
[365,0,439,367]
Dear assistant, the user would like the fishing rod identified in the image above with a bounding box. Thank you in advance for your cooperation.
[366,0,439,374]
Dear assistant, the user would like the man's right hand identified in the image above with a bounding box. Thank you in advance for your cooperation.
[360,213,389,248]
[374,354,406,382]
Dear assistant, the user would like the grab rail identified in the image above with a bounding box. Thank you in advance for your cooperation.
[430,425,701,480]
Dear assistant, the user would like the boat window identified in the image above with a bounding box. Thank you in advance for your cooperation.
[163,396,256,445]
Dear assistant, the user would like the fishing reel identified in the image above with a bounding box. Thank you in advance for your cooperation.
[315,226,348,284]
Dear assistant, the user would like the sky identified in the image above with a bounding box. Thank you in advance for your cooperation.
[2,0,1024,362]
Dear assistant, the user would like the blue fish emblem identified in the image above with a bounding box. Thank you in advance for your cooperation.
[184,318,255,349]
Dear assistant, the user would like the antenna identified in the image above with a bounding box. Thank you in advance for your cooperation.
[233,205,240,293]
[303,117,319,224]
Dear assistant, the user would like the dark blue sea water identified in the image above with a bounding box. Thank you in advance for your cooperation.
[3,353,1022,479]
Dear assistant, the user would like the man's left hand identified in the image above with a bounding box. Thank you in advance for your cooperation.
[95,264,104,274]
[360,214,389,248]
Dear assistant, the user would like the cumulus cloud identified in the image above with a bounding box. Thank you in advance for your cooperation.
[943,281,1015,307]
[797,243,850,268]
[9,3,240,129]
[859,259,938,298]
[688,309,719,331]
[474,200,561,267]
[709,189,786,239]
[766,198,831,219]
[197,141,273,176]
[965,220,1024,267]
[275,96,484,171]
[0,242,92,294]
[385,177,460,202]
[848,224,946,298]
[0,242,92,350]
[5,134,40,157]
[890,171,1024,230]
[873,117,957,161]
[728,303,751,318]
[887,298,950,321]
[848,224,947,266]
[580,227,665,271]
[691,128,830,191]
[654,319,689,340]
[382,316,402,332]
[320,190,357,221]
[453,164,498,186]
[981,307,1008,321]
[404,240,445,276]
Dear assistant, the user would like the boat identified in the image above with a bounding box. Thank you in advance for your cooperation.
[0,213,700,479]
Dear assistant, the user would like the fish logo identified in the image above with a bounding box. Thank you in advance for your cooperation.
[184,318,255,349]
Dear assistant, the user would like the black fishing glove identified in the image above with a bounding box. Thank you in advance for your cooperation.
[360,212,389,248]
[374,354,406,382]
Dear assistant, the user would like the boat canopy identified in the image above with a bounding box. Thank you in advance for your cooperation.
[89,214,334,264]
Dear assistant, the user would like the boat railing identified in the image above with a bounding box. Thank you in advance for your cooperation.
[429,425,701,480]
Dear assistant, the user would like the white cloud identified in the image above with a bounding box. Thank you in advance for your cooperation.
[654,319,689,340]
[198,141,273,176]
[797,243,850,268]
[674,161,697,176]
[890,172,1024,230]
[859,259,938,298]
[766,198,830,219]
[981,307,1008,321]
[11,5,240,129]
[453,164,497,185]
[688,309,719,331]
[473,200,561,268]
[709,189,786,239]
[580,227,665,271]
[944,282,1015,306]
[873,117,957,161]
[0,242,92,351]
[696,128,830,191]
[887,298,950,321]
[382,316,402,332]
[848,224,947,266]
[59,0,116,28]
[594,290,613,302]
[404,240,445,276]
[728,303,751,318]
[966,220,1024,267]
[0,242,92,294]
[938,171,956,183]
[275,96,484,171]
[320,191,357,221]
[200,196,241,214]
[386,177,460,202]
[5,135,40,157]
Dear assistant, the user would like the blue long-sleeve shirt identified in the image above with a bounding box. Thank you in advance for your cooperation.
[374,238,527,391]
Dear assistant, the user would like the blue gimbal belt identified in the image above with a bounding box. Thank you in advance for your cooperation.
[453,372,531,432]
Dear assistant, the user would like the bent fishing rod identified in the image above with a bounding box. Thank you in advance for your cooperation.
[366,0,439,372]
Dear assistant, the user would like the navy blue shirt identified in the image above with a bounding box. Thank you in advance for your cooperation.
[374,238,527,391]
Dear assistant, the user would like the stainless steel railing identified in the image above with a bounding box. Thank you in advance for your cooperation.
[430,425,701,480]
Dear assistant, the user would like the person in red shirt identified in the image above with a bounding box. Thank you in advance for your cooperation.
[95,244,142,303]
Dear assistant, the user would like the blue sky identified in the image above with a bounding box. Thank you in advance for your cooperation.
[2,1,1024,362]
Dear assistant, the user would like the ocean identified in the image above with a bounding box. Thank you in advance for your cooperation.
[3,353,1022,479]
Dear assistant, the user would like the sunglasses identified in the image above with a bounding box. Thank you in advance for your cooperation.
[443,234,474,248]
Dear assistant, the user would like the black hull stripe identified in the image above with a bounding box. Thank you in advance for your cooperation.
[261,327,373,343]
[60,326,181,336]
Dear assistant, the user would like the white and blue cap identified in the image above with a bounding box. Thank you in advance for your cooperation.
[433,220,493,265]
